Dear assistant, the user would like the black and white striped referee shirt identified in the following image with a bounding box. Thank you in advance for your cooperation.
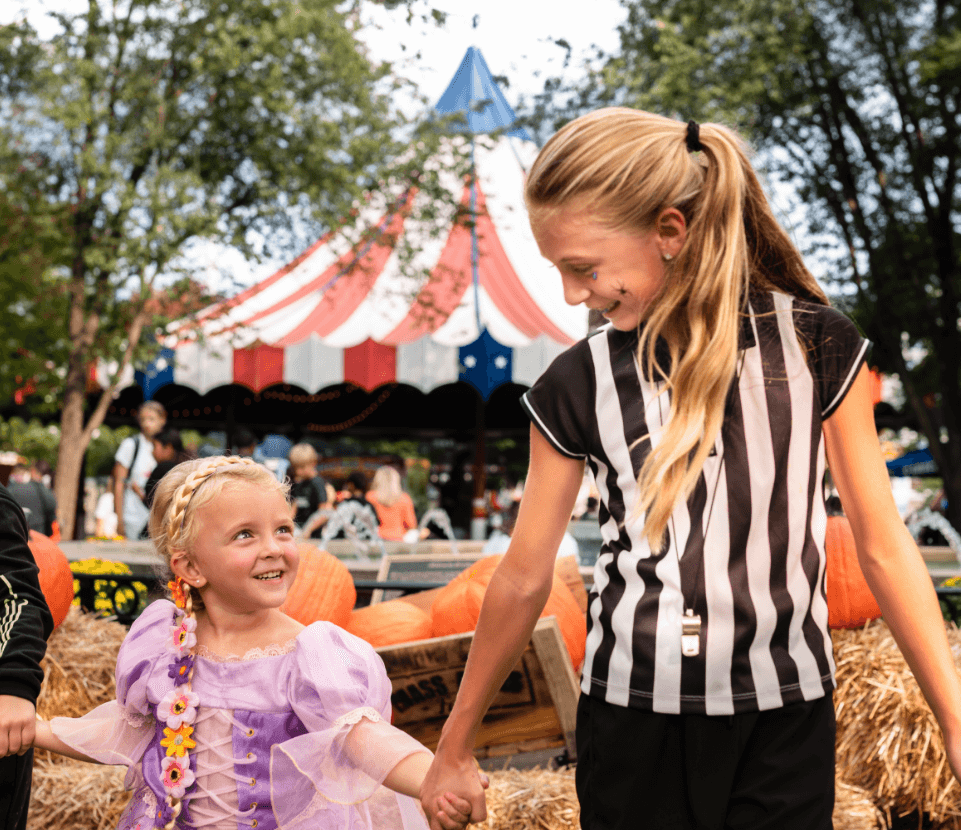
[521,290,870,715]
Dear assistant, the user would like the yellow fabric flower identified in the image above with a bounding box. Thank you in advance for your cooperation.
[161,723,196,757]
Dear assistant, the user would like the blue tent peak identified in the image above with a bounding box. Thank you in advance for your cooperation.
[434,47,532,140]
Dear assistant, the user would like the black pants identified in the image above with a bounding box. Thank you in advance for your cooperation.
[575,694,835,830]
[0,750,34,830]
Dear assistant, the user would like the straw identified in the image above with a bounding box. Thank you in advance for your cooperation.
[833,619,961,827]
[35,607,127,722]
[28,756,131,830]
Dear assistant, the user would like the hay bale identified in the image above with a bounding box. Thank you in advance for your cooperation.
[28,755,130,830]
[474,768,885,830]
[476,767,579,829]
[834,780,888,830]
[36,606,127,721]
[833,619,961,826]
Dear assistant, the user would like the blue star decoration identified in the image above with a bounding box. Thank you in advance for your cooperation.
[458,330,512,400]
[136,347,175,401]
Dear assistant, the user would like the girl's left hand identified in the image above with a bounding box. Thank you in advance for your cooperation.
[434,778,487,829]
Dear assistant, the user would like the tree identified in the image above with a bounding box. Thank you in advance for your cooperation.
[0,0,446,537]
[536,0,961,532]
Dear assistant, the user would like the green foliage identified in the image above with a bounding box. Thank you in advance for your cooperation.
[0,417,61,468]
[0,415,139,477]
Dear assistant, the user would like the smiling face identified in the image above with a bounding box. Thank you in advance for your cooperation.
[173,480,298,617]
[531,205,686,332]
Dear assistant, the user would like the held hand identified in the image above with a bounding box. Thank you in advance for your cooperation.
[0,695,37,757]
[435,786,486,830]
[421,747,489,830]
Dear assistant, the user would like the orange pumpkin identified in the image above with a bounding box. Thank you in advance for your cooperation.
[27,530,74,628]
[346,600,433,648]
[825,514,882,629]
[280,543,356,628]
[430,554,587,670]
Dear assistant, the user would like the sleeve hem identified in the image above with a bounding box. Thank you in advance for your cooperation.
[821,339,871,419]
[520,396,587,460]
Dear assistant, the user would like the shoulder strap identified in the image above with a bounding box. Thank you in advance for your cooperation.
[125,435,141,487]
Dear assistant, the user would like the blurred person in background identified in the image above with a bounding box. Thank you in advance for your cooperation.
[367,465,428,542]
[287,443,331,538]
[322,471,380,545]
[6,462,58,539]
[112,401,165,540]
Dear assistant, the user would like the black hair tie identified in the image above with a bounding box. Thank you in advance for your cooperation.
[686,120,702,152]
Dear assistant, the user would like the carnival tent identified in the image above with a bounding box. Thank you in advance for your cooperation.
[125,47,586,412]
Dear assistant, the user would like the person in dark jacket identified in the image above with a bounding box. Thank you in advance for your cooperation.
[6,463,57,538]
[0,482,54,830]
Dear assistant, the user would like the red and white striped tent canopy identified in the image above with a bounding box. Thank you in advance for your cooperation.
[138,48,587,405]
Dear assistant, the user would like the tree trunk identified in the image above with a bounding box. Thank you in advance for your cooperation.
[54,383,89,540]
[55,278,148,539]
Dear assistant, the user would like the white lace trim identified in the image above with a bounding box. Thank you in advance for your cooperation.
[332,706,383,729]
[195,639,296,662]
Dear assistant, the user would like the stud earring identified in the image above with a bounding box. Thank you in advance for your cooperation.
[591,272,598,281]
[662,253,673,262]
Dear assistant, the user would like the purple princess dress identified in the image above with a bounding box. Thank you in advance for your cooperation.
[50,600,431,830]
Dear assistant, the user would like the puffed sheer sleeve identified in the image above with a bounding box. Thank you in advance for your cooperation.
[271,623,431,829]
[48,600,173,767]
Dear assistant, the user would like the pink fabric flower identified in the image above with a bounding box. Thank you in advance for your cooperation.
[160,755,195,798]
[167,615,197,656]
[157,688,200,730]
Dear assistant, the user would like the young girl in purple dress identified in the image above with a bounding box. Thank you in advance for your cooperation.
[23,456,472,830]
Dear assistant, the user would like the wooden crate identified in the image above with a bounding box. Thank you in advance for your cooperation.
[376,616,580,760]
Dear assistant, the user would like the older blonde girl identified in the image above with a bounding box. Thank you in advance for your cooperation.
[421,108,961,829]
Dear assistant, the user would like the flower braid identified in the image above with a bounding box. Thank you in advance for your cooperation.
[158,577,199,829]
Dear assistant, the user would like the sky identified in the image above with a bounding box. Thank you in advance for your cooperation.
[360,0,625,110]
[2,0,628,286]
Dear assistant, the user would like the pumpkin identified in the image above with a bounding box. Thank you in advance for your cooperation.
[825,514,882,629]
[27,530,74,629]
[280,543,356,628]
[346,600,433,648]
[430,554,587,670]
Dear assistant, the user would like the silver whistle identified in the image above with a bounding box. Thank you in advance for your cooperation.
[681,609,701,657]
